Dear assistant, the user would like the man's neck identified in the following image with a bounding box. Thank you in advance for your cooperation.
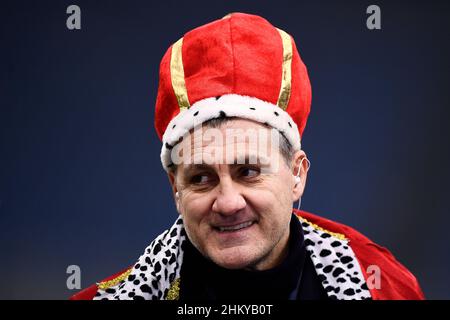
[244,224,291,271]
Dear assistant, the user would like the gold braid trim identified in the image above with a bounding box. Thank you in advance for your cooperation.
[170,38,190,111]
[97,268,133,291]
[297,216,348,241]
[276,28,293,111]
[166,278,180,300]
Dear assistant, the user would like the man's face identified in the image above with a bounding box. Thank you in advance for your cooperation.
[169,119,305,270]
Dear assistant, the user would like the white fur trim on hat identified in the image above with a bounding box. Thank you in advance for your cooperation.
[160,94,301,171]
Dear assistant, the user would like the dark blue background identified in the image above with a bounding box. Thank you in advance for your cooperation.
[1,0,449,299]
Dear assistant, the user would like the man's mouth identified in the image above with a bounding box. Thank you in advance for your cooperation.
[215,221,255,233]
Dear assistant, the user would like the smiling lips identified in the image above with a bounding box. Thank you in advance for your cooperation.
[215,221,255,232]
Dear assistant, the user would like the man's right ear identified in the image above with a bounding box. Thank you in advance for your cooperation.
[167,172,180,214]
[175,191,181,211]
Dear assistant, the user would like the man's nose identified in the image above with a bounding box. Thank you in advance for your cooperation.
[212,178,246,215]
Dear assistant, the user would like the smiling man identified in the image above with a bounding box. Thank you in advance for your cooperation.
[71,13,424,300]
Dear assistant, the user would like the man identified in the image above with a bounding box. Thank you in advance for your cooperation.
[71,13,424,300]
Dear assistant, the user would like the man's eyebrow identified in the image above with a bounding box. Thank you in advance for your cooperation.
[234,154,271,166]
[182,155,271,172]
[183,163,213,174]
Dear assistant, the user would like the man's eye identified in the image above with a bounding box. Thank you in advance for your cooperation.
[190,174,210,184]
[240,167,260,178]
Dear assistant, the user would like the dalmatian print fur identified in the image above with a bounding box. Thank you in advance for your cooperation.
[94,215,371,300]
[298,217,371,300]
[94,217,186,300]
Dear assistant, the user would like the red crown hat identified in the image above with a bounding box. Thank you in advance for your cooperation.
[155,13,312,171]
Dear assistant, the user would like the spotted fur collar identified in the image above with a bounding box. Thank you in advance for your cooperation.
[94,215,371,300]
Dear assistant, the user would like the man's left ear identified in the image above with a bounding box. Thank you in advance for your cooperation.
[291,151,310,202]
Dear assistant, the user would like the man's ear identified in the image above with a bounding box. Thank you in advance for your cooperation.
[291,150,309,202]
[168,171,176,194]
[167,171,181,214]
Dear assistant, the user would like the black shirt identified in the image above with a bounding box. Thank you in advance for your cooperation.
[179,214,329,300]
